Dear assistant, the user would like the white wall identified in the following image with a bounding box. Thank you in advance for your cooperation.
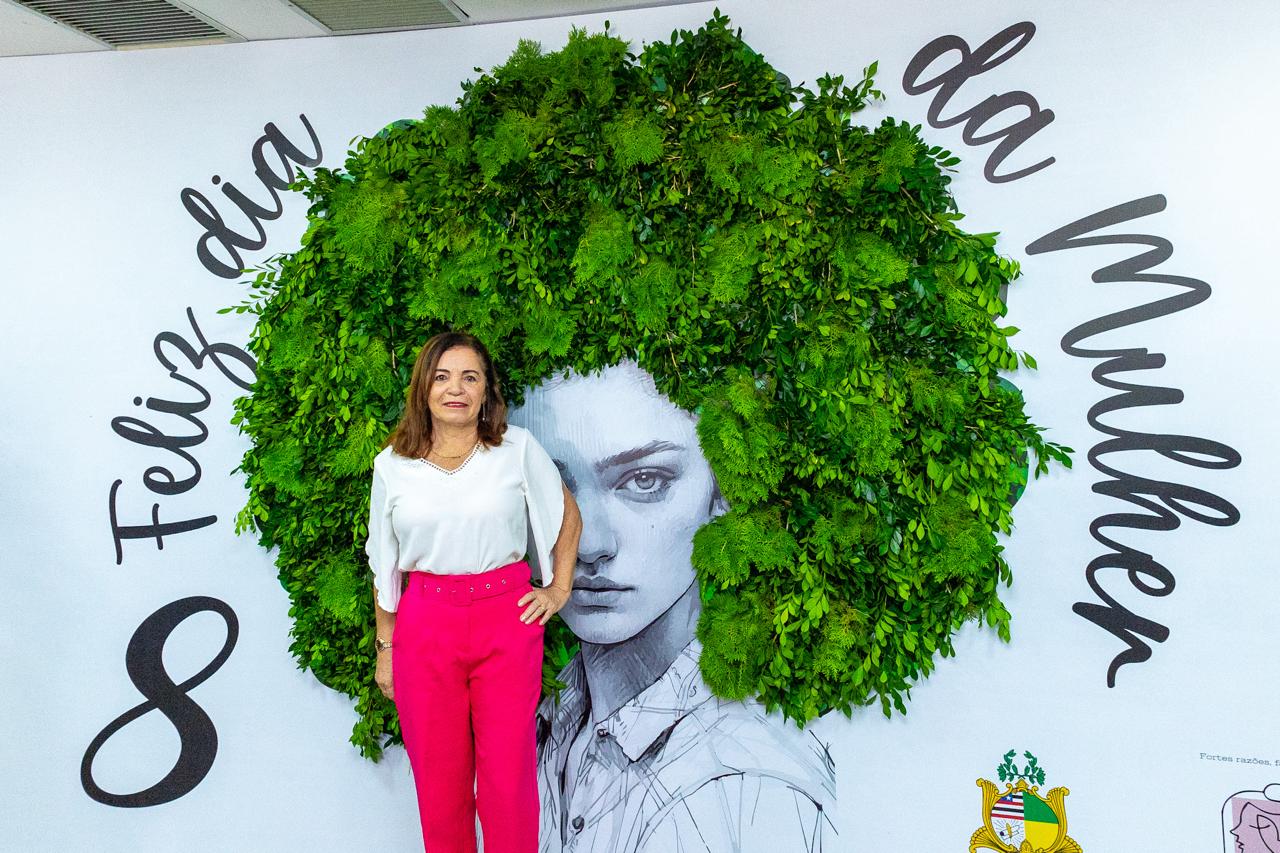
[2,1,1275,849]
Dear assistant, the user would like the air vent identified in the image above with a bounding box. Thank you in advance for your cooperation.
[18,0,235,48]
[289,0,461,33]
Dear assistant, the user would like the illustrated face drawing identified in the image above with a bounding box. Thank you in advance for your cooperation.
[510,361,724,645]
[1232,799,1280,853]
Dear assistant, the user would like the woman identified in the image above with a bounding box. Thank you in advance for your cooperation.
[509,360,835,853]
[364,331,583,853]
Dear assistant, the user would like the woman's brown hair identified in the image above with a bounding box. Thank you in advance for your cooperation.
[386,331,508,458]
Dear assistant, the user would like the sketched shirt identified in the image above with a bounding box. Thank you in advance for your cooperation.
[536,638,836,853]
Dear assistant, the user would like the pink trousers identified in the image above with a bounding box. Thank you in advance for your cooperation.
[392,561,545,853]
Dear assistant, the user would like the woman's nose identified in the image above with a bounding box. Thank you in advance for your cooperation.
[575,489,618,568]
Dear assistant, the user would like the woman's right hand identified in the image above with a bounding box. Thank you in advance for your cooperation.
[375,651,394,701]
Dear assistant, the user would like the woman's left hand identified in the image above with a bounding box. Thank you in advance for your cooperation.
[517,585,571,625]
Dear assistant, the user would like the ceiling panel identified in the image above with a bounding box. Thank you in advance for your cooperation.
[179,0,326,39]
[0,0,703,57]
[0,0,106,55]
[289,0,460,32]
[14,0,237,47]
[455,0,702,23]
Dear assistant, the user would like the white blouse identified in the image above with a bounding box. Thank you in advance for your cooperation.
[364,423,566,613]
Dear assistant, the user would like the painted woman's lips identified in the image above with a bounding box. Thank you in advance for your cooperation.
[573,581,632,607]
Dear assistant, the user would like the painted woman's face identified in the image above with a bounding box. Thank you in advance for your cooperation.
[509,361,723,644]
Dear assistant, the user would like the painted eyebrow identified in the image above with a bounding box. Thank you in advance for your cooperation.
[433,368,482,376]
[594,440,683,472]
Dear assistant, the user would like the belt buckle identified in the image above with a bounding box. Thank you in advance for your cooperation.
[450,578,473,605]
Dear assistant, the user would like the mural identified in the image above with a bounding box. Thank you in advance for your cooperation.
[512,362,835,851]
[3,2,1269,851]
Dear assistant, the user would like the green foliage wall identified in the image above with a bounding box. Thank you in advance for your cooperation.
[226,13,1070,759]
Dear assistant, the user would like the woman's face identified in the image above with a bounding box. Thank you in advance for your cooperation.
[509,361,723,644]
[426,345,487,429]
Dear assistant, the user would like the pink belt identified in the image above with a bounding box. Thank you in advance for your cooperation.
[408,560,531,605]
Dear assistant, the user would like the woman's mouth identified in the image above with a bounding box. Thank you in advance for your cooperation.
[573,581,633,607]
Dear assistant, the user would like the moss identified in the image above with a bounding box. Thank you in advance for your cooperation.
[603,111,665,170]
[697,589,772,699]
[227,12,1069,759]
[919,493,998,581]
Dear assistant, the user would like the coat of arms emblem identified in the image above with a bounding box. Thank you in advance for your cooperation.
[971,750,1081,853]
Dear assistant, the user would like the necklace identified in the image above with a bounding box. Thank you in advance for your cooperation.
[419,440,481,475]
[429,439,479,459]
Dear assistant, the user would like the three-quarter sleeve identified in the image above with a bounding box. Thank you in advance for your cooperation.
[521,431,566,586]
[365,460,402,612]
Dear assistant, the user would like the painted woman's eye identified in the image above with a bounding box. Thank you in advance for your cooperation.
[616,468,674,503]
[632,472,658,491]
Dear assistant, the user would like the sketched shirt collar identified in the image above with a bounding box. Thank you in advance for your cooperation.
[537,638,707,762]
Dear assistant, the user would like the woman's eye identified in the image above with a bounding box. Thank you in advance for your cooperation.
[632,472,659,491]
[616,468,673,502]
[465,375,479,383]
